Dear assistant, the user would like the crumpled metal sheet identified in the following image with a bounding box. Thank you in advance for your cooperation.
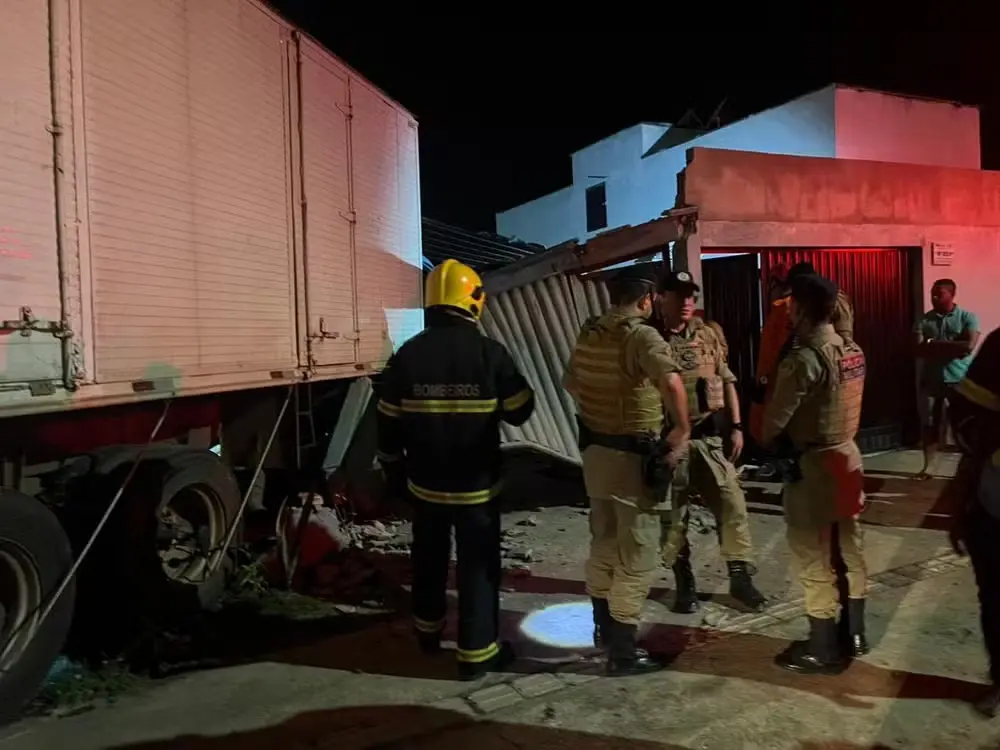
[481,273,611,464]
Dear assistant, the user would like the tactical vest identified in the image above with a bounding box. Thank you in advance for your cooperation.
[787,341,866,447]
[570,314,663,436]
[667,318,725,421]
[832,290,854,344]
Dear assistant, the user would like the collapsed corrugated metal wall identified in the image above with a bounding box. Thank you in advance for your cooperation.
[481,274,611,464]
[478,211,692,464]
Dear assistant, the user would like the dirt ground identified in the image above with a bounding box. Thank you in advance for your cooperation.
[4,449,998,750]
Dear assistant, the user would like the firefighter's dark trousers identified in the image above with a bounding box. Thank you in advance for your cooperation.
[410,497,503,666]
[967,501,1000,685]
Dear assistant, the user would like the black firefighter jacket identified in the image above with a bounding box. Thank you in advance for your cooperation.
[376,308,535,505]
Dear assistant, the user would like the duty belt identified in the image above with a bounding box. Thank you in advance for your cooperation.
[576,416,674,493]
[575,416,657,456]
[689,412,724,440]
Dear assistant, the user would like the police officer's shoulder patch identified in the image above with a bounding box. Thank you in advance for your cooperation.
[779,345,818,378]
[839,351,866,382]
[776,355,800,379]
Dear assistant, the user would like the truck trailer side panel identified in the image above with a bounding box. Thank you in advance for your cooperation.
[351,81,423,365]
[298,39,358,368]
[0,0,64,384]
[0,0,422,419]
[81,0,298,383]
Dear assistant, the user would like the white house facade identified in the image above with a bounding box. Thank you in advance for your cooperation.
[495,85,981,248]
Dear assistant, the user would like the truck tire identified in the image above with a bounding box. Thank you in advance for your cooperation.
[116,449,241,621]
[0,490,76,725]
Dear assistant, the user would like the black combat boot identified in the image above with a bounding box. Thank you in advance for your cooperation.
[775,616,847,675]
[606,620,664,676]
[838,598,870,657]
[591,597,611,648]
[457,640,516,681]
[727,560,768,612]
[671,547,699,614]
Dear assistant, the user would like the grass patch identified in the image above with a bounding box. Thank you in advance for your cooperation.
[225,588,348,620]
[27,658,146,717]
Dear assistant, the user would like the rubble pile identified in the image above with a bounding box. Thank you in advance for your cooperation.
[688,504,718,535]
[501,515,538,572]
[351,519,412,555]
[348,514,545,573]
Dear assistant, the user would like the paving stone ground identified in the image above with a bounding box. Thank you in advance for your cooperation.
[4,450,994,750]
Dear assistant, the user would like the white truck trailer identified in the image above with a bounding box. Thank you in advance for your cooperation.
[0,0,422,718]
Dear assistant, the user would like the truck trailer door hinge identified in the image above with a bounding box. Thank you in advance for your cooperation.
[336,102,353,119]
[1,306,73,339]
[338,210,356,223]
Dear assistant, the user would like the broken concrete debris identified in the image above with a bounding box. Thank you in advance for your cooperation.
[688,504,718,535]
[352,519,412,554]
[349,512,544,571]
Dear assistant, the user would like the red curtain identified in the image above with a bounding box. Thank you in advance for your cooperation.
[760,249,914,435]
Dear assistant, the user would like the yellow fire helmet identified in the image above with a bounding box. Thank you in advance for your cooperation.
[425,259,486,320]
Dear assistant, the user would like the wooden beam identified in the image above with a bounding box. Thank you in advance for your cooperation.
[484,208,697,295]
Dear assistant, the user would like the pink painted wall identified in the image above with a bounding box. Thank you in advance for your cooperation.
[835,87,980,169]
[682,147,1000,336]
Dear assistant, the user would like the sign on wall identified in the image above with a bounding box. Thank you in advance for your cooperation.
[931,242,954,266]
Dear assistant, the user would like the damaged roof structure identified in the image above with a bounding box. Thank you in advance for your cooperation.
[421,217,544,272]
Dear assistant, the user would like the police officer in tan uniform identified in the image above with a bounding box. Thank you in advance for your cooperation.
[750,262,854,445]
[762,273,869,675]
[564,265,691,676]
[656,271,767,613]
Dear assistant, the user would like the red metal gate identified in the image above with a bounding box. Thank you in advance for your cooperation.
[759,248,915,438]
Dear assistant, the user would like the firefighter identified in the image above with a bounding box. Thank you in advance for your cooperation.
[563,264,691,676]
[655,271,767,613]
[750,262,854,445]
[762,273,869,674]
[375,258,535,681]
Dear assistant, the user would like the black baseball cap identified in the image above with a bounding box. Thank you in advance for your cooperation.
[787,262,817,282]
[611,264,660,288]
[658,270,700,295]
[790,273,837,308]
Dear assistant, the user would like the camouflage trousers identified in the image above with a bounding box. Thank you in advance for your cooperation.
[661,436,754,566]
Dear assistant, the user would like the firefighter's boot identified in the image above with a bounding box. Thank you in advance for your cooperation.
[591,597,611,648]
[727,560,767,612]
[671,548,699,614]
[839,597,870,657]
[416,631,442,655]
[606,620,664,676]
[775,616,847,675]
[457,640,515,681]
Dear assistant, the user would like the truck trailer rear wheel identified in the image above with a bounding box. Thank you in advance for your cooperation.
[0,490,75,724]
[117,449,241,620]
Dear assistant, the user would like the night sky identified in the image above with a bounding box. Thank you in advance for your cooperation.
[263,14,995,233]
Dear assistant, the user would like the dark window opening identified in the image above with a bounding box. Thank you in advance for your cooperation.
[585,183,607,232]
